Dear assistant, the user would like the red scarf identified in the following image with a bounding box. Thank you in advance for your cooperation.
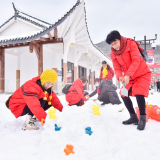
[111,36,127,55]
[111,36,143,55]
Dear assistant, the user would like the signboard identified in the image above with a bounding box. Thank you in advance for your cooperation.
[151,80,157,83]
[57,70,62,76]
[147,50,154,65]
[148,63,160,69]
[151,73,160,77]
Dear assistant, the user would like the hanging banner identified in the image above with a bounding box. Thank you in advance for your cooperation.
[151,73,160,77]
[148,63,160,69]
[147,50,154,65]
[151,80,156,83]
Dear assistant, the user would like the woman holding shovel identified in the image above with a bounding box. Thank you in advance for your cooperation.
[106,30,151,131]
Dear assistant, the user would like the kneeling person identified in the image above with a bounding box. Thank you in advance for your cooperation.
[89,78,121,105]
[66,77,88,106]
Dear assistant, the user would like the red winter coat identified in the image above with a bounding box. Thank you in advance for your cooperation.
[66,78,87,105]
[9,77,63,121]
[110,39,151,97]
[99,65,114,81]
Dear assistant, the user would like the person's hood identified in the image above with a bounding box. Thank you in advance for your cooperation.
[73,78,83,88]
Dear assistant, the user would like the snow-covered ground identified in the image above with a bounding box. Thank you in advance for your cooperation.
[1,90,160,160]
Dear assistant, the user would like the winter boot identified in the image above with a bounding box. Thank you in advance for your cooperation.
[122,113,139,125]
[137,115,146,130]
[22,115,39,130]
[30,115,40,122]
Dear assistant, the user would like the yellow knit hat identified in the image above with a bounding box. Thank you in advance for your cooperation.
[40,69,58,105]
[40,69,58,86]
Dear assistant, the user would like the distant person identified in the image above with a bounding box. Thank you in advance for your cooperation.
[156,79,160,92]
[99,61,114,83]
[5,69,63,130]
[106,30,151,131]
[154,82,157,92]
[66,77,88,106]
[89,78,121,105]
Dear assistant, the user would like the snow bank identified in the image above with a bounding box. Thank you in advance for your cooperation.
[0,91,160,160]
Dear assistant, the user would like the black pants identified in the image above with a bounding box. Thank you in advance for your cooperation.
[121,87,146,115]
[21,98,51,116]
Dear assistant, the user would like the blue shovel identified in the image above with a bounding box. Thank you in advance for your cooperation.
[121,82,128,97]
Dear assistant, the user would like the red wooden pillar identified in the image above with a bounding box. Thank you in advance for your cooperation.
[63,63,67,84]
[74,66,78,81]
[16,70,20,89]
[0,48,5,93]
[91,71,94,91]
[33,44,43,76]
[38,45,43,76]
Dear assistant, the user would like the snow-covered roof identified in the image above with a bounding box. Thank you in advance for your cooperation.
[0,1,81,45]
[0,3,51,30]
[0,0,111,63]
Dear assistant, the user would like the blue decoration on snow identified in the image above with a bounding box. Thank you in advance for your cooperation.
[55,124,61,131]
[85,127,93,136]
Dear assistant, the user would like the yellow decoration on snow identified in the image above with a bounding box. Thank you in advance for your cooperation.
[92,104,101,116]
[48,107,57,119]
[102,66,108,78]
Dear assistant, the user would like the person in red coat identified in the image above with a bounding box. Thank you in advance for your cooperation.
[66,77,88,106]
[5,69,63,130]
[106,30,151,131]
[99,61,114,83]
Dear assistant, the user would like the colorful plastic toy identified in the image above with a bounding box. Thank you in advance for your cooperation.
[41,118,45,126]
[48,107,57,119]
[136,103,160,122]
[136,104,151,122]
[64,144,75,155]
[85,127,93,136]
[92,104,101,116]
[118,108,124,112]
[149,105,160,122]
[55,124,61,131]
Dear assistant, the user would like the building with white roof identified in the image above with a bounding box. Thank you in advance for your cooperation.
[0,0,113,93]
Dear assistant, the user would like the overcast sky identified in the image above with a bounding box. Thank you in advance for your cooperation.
[1,0,160,44]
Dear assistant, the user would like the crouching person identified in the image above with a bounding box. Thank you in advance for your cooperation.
[5,69,63,130]
[66,77,88,106]
[89,78,121,105]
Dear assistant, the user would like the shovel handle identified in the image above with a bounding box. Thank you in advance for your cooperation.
[123,82,125,87]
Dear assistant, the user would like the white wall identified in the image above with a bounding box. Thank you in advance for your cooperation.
[5,53,17,92]
[43,44,64,82]
[20,49,38,85]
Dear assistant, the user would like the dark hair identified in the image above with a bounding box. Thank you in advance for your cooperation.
[106,30,121,44]
[5,95,12,109]
[102,61,107,64]
[101,64,110,71]
[95,78,100,83]
[80,77,88,83]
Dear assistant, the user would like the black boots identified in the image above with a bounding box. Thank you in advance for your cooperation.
[137,115,146,130]
[122,113,139,125]
[123,114,146,130]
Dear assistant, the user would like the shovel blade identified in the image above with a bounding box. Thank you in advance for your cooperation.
[121,87,128,97]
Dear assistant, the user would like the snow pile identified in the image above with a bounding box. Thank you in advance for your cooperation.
[1,91,160,160]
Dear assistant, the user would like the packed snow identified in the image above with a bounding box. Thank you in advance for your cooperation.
[0,90,160,160]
